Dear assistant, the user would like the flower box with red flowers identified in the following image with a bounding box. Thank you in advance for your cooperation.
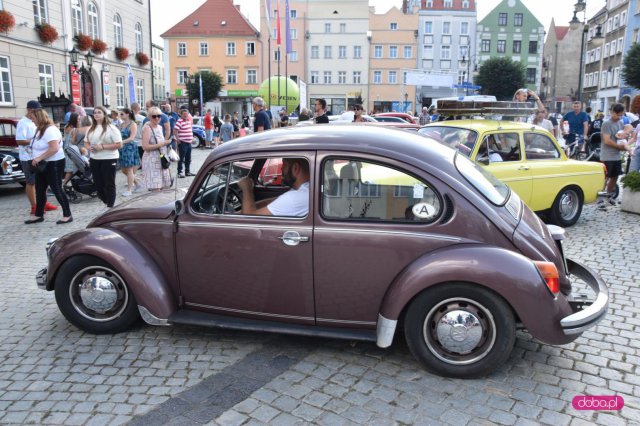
[135,52,149,66]
[74,33,92,51]
[114,46,129,61]
[91,38,107,55]
[0,10,16,34]
[35,23,59,44]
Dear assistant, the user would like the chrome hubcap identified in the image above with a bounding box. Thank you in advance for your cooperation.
[559,190,579,220]
[70,267,128,322]
[424,298,496,365]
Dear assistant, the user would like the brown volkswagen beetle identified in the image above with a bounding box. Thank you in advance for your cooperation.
[37,125,608,378]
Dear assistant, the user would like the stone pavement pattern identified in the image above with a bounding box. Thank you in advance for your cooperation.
[0,147,639,425]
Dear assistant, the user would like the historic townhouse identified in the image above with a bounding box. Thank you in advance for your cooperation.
[541,20,581,114]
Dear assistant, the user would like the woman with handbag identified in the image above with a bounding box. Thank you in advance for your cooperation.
[24,109,72,224]
[141,106,172,191]
[86,106,122,208]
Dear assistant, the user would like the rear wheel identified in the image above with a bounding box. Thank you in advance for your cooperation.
[192,134,203,149]
[404,283,516,378]
[548,186,583,227]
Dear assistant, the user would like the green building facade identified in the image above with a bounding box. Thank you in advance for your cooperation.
[476,0,545,92]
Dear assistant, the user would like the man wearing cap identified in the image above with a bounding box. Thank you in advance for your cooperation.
[16,101,57,215]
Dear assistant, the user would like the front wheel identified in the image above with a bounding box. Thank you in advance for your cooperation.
[548,186,583,227]
[54,255,139,334]
[192,135,203,149]
[404,283,515,378]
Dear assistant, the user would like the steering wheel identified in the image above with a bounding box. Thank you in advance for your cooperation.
[214,185,242,214]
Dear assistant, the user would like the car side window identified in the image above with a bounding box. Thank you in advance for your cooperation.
[191,161,235,215]
[482,133,521,162]
[524,133,561,160]
[322,158,442,223]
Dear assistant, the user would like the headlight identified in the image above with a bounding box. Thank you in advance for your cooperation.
[46,237,59,254]
[1,155,15,174]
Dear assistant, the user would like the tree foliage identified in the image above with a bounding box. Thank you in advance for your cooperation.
[185,71,224,104]
[475,57,526,101]
[621,43,640,91]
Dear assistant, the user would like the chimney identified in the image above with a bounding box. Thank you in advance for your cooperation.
[402,0,408,13]
[235,5,241,12]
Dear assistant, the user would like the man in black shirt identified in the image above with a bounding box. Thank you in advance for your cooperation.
[314,98,329,124]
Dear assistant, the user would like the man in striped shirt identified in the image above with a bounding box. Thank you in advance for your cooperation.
[175,107,194,178]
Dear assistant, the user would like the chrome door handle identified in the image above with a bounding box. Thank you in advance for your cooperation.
[277,231,310,246]
[518,166,530,170]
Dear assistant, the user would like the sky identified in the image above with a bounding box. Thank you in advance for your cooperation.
[151,0,606,44]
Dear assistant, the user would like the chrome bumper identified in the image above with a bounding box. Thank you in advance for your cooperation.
[0,171,25,183]
[36,267,47,290]
[561,259,609,335]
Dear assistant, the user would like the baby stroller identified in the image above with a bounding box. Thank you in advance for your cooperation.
[584,132,601,162]
[64,145,97,203]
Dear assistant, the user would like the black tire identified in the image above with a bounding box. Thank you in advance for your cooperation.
[548,185,583,227]
[54,255,139,334]
[404,283,515,378]
[192,134,203,149]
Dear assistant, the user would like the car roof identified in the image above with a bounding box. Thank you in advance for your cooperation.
[424,119,544,132]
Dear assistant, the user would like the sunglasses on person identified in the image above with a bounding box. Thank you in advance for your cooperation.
[151,114,162,119]
[354,107,363,111]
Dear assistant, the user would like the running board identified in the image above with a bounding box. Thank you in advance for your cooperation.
[169,310,377,343]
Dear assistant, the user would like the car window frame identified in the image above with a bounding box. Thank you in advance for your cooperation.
[523,131,562,161]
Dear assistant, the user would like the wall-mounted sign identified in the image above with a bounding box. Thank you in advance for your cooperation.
[102,71,110,106]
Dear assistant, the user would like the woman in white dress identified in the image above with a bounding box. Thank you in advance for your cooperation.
[141,106,172,191]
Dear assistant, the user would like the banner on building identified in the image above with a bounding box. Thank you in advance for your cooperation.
[69,66,81,104]
[126,64,136,105]
[405,71,455,88]
[101,71,110,107]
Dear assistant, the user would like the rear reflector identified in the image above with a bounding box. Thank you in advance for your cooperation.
[535,261,560,295]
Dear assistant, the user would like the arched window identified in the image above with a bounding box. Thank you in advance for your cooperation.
[113,14,122,47]
[87,2,99,39]
[135,22,143,52]
[71,0,84,35]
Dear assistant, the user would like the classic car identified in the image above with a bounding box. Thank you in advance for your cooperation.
[0,118,26,186]
[37,125,608,378]
[373,112,418,124]
[419,120,606,227]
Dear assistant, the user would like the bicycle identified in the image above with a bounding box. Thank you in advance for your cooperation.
[564,133,587,160]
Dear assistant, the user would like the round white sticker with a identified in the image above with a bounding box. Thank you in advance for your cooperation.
[412,202,437,219]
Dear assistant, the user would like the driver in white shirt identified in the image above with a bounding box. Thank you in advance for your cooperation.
[238,158,309,216]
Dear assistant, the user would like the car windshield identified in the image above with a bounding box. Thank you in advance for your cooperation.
[418,126,477,157]
[454,153,510,205]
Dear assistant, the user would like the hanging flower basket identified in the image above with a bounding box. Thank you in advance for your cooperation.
[91,38,107,55]
[0,10,16,34]
[114,46,129,61]
[73,33,92,51]
[35,23,59,44]
[135,52,149,66]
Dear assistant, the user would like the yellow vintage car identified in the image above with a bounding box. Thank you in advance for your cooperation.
[419,120,605,226]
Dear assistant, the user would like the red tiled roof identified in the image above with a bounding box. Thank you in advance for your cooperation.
[420,0,476,12]
[161,0,258,38]
[555,26,569,41]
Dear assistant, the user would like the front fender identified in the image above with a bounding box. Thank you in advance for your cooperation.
[47,228,177,321]
[379,244,577,345]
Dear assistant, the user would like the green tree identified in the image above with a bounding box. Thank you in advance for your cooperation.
[475,57,526,100]
[621,43,640,90]
[185,71,224,105]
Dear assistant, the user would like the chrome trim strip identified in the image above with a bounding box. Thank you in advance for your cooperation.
[184,302,315,321]
[110,220,171,226]
[376,314,397,348]
[179,222,313,232]
[316,227,460,242]
[561,258,609,335]
[317,318,376,326]
[138,306,170,326]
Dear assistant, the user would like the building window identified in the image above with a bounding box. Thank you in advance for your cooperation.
[389,71,397,84]
[0,56,12,105]
[135,22,143,52]
[426,0,433,6]
[227,42,236,55]
[462,0,469,8]
[497,40,506,53]
[526,68,536,84]
[481,39,490,52]
[246,42,256,56]
[373,71,381,84]
[33,0,47,25]
[115,76,125,108]
[444,0,452,6]
[136,79,144,105]
[404,46,412,58]
[513,40,521,53]
[71,0,84,35]
[323,71,332,84]
[113,14,122,47]
[226,69,237,84]
[389,46,398,58]
[339,46,347,59]
[354,45,362,58]
[200,42,208,56]
[514,13,523,26]
[177,70,188,85]
[325,23,331,33]
[340,23,346,33]
[353,71,361,84]
[338,71,346,84]
[423,45,433,59]
[425,21,432,34]
[311,71,319,84]
[390,22,397,30]
[440,60,451,69]
[498,13,507,26]
[443,22,451,34]
[290,28,297,39]
[324,46,332,58]
[617,37,624,53]
[177,42,186,56]
[528,41,538,54]
[39,63,54,95]
[459,45,469,59]
[604,43,610,57]
[246,69,257,84]
[610,40,616,54]
[374,45,382,58]
[289,51,298,61]
[311,46,319,59]
[290,9,297,19]
[87,2,99,39]
[441,46,451,59]
[461,22,469,35]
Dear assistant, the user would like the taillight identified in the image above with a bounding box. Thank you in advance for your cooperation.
[534,261,560,295]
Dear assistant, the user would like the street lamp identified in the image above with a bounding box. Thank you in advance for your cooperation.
[69,46,79,67]
[573,2,606,102]
[460,54,479,95]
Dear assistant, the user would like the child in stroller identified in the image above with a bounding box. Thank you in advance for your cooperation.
[64,144,97,203]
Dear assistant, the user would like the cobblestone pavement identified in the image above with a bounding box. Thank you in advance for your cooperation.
[1,147,639,425]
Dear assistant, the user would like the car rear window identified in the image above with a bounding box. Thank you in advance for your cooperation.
[454,153,510,205]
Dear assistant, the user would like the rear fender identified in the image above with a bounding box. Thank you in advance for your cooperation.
[47,228,177,321]
[379,244,576,345]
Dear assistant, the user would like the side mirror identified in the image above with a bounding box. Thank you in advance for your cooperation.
[175,199,185,215]
[476,157,490,166]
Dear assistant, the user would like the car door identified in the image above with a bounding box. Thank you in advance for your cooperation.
[175,152,316,325]
[522,131,566,211]
[478,132,533,205]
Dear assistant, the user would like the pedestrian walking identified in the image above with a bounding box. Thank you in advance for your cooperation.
[220,114,234,143]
